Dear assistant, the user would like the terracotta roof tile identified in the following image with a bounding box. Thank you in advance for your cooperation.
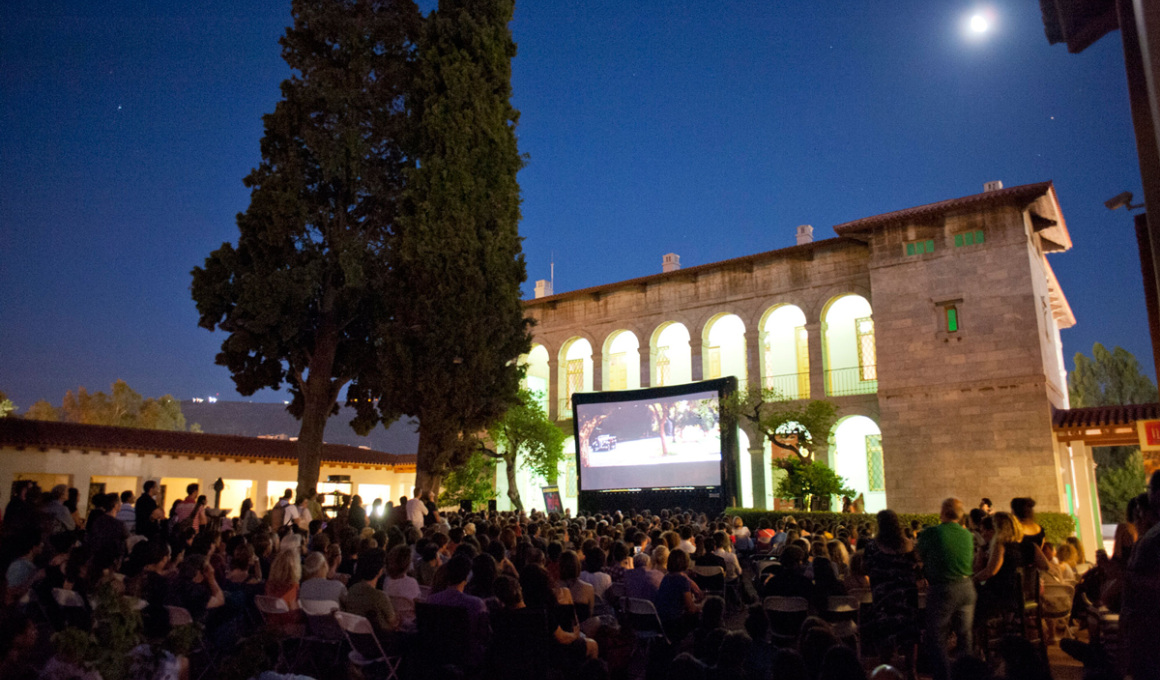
[1052,403,1160,429]
[0,418,415,467]
[833,182,1055,235]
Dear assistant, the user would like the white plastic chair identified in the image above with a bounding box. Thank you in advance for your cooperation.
[297,599,344,671]
[253,595,296,670]
[335,610,403,680]
[1041,583,1075,639]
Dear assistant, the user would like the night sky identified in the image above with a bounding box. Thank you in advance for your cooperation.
[0,1,1150,411]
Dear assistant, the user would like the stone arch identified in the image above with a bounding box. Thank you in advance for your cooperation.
[649,321,693,387]
[803,284,873,325]
[756,303,810,398]
[828,414,887,513]
[520,344,551,412]
[820,293,876,397]
[701,312,748,383]
[558,336,594,412]
[601,329,641,391]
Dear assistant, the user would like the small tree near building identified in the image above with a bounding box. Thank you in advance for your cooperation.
[478,388,566,513]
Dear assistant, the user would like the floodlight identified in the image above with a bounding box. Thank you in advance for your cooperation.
[1105,191,1144,211]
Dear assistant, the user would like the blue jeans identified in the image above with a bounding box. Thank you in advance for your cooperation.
[925,578,976,680]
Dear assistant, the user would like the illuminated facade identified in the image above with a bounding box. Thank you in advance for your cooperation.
[511,181,1091,529]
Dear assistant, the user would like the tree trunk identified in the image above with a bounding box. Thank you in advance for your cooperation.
[504,451,523,513]
[415,416,454,499]
[650,404,670,456]
[295,326,340,500]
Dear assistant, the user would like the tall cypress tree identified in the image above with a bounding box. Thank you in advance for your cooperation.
[192,0,420,495]
[351,0,531,495]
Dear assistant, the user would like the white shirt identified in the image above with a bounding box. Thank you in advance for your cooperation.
[406,497,428,527]
[283,503,300,526]
[677,539,696,554]
[384,575,421,600]
[713,548,742,581]
[579,570,612,599]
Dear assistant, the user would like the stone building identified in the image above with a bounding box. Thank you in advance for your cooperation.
[511,181,1093,530]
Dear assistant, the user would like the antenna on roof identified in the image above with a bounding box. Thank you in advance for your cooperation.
[551,252,555,292]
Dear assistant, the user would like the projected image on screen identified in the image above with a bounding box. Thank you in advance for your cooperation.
[576,390,722,491]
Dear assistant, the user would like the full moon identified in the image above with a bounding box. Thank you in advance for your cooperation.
[969,14,989,33]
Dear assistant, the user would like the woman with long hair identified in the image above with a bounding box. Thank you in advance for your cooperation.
[557,550,594,619]
[974,511,1026,622]
[237,498,259,536]
[860,509,920,675]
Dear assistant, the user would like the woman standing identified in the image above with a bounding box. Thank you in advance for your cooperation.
[973,511,1025,622]
[861,509,920,676]
[236,499,259,536]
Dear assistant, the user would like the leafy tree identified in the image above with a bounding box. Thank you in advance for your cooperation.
[1068,343,1158,520]
[23,400,60,421]
[439,449,499,507]
[352,0,531,496]
[723,387,838,461]
[774,457,854,510]
[27,380,186,431]
[478,389,566,512]
[191,0,421,495]
[0,391,14,418]
[1098,450,1148,524]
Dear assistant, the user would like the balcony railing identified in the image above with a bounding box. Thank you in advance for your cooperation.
[761,373,811,401]
[825,366,878,396]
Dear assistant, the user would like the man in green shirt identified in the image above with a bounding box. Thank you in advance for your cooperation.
[917,497,976,680]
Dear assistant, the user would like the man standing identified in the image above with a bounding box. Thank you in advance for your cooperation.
[134,481,163,539]
[42,485,76,535]
[406,488,428,528]
[917,497,976,680]
[1123,470,1160,680]
[271,489,294,527]
[172,483,199,524]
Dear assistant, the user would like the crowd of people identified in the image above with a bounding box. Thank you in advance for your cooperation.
[0,471,1156,680]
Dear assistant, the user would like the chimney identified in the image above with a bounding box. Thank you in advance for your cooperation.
[983,180,1004,192]
[796,224,814,245]
[534,279,553,298]
[662,253,681,273]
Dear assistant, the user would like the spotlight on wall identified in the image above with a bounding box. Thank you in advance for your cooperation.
[1105,191,1144,211]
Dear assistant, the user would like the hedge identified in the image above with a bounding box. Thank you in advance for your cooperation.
[726,508,1078,544]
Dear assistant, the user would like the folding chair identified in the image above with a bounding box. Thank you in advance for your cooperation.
[388,596,416,631]
[166,605,219,680]
[52,588,91,630]
[690,565,726,599]
[764,596,809,647]
[1040,584,1075,639]
[297,599,345,671]
[335,611,403,680]
[604,581,627,613]
[824,595,860,647]
[624,597,671,654]
[848,588,873,625]
[253,595,296,671]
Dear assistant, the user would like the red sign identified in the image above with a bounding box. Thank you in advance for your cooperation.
[1138,420,1160,450]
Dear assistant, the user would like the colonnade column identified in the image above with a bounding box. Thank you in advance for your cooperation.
[548,357,560,421]
[590,350,603,394]
[639,349,651,388]
[805,321,825,399]
[749,445,768,510]
[1069,441,1102,564]
[745,329,762,393]
[690,334,704,382]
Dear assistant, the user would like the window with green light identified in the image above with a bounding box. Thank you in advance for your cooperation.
[904,239,935,256]
[866,435,885,492]
[946,305,959,333]
[954,230,985,247]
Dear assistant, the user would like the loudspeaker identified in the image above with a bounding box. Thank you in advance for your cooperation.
[459,500,472,513]
[488,499,498,513]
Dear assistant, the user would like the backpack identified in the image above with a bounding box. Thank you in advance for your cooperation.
[270,501,286,529]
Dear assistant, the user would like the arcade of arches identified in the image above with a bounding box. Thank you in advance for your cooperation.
[501,294,883,514]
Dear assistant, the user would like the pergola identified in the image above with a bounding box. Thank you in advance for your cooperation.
[1051,403,1160,560]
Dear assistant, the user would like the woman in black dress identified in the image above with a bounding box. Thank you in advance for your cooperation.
[861,509,921,677]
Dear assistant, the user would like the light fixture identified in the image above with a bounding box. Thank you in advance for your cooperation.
[1104,191,1144,211]
[969,14,989,33]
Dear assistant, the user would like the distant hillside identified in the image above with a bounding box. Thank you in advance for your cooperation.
[181,401,418,454]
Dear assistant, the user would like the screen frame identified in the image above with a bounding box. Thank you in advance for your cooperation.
[571,377,738,514]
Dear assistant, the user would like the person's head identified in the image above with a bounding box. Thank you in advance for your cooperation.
[968,507,986,530]
[651,545,669,571]
[1055,543,1078,569]
[469,553,497,593]
[519,564,557,608]
[610,540,630,566]
[559,550,582,581]
[1010,497,1036,523]
[666,547,689,574]
[282,488,293,501]
[980,498,993,513]
[874,509,905,551]
[717,631,752,670]
[699,595,726,629]
[386,544,412,579]
[230,543,255,572]
[633,552,650,570]
[143,539,171,570]
[120,490,135,504]
[583,546,605,573]
[991,512,1023,547]
[268,548,302,588]
[826,539,849,566]
[939,497,964,523]
[186,483,199,497]
[444,554,472,586]
[303,551,328,580]
[799,627,841,680]
[779,544,805,569]
[143,480,157,497]
[1113,522,1138,562]
[1042,541,1056,562]
[493,574,522,609]
[712,530,729,552]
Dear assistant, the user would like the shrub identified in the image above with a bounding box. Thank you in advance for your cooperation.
[726,508,1078,543]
